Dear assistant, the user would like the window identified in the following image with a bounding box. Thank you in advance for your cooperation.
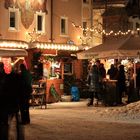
[9,8,19,31]
[10,12,15,28]
[35,12,45,33]
[64,63,73,75]
[60,17,68,36]
[83,21,87,29]
[83,0,89,3]
[83,21,87,35]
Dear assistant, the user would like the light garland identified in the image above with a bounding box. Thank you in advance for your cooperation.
[33,42,79,51]
[72,22,140,36]
[0,40,29,49]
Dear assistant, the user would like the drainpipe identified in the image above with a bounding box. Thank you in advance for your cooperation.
[105,0,108,30]
[50,0,53,43]
[104,0,108,42]
[90,0,93,45]
[90,0,93,29]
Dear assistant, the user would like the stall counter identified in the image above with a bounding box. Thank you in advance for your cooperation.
[46,79,64,103]
[103,80,118,106]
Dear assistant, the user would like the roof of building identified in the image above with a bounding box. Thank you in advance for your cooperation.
[102,7,127,16]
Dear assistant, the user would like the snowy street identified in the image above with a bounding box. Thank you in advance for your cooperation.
[21,100,140,140]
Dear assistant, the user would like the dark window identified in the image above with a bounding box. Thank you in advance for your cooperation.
[83,21,87,35]
[83,22,87,29]
[64,63,73,74]
[10,12,15,28]
[61,18,66,34]
[83,0,89,3]
[37,15,42,31]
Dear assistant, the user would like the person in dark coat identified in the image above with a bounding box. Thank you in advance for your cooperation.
[107,64,118,80]
[6,69,21,115]
[87,65,100,106]
[99,63,106,79]
[117,65,126,105]
[98,63,106,101]
[19,64,32,125]
[136,68,140,99]
[0,63,24,139]
[0,62,9,140]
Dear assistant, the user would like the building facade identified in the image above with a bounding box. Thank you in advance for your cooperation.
[0,0,91,98]
[0,0,84,74]
[0,0,83,45]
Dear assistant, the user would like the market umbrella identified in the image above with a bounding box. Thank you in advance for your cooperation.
[77,35,140,88]
[77,35,140,59]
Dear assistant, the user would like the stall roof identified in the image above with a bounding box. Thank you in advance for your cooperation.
[0,39,28,49]
[77,35,140,59]
[0,48,28,57]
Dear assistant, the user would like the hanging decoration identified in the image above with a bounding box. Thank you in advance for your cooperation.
[72,22,140,37]
[28,28,42,42]
[1,57,12,74]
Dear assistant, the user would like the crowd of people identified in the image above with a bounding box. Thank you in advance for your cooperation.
[0,62,32,140]
[86,60,140,107]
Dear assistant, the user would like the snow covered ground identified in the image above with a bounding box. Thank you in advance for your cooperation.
[10,99,140,140]
[45,99,140,123]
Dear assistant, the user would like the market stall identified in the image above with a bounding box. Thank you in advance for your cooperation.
[0,40,28,73]
[77,35,140,87]
[31,42,79,103]
[77,35,140,105]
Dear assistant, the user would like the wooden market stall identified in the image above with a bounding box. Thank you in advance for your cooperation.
[0,40,28,73]
[30,42,81,103]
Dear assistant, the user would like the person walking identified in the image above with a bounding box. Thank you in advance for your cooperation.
[0,62,9,140]
[6,66,25,140]
[19,64,32,125]
[0,62,25,139]
[87,65,100,106]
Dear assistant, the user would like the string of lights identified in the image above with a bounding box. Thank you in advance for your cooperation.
[72,22,140,36]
